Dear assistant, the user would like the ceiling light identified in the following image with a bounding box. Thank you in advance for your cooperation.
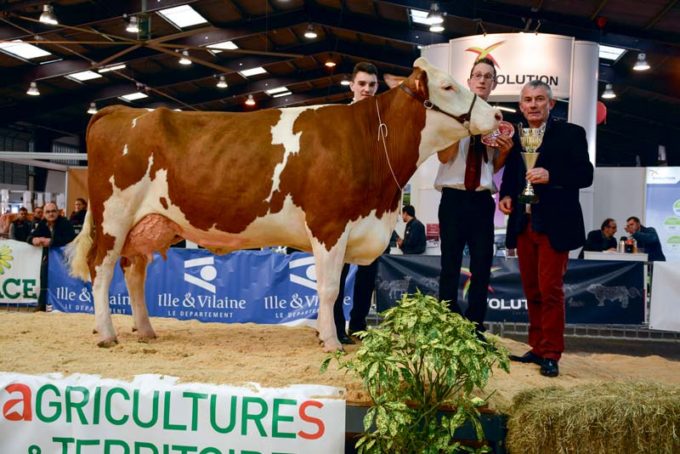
[238,66,267,77]
[206,41,238,53]
[426,2,444,25]
[601,83,616,100]
[410,9,430,25]
[178,50,192,65]
[324,60,337,68]
[87,102,97,114]
[216,75,228,89]
[429,24,444,33]
[27,81,40,96]
[157,5,208,28]
[266,86,289,95]
[495,105,517,113]
[119,91,148,102]
[633,52,650,71]
[599,44,626,62]
[98,63,126,73]
[66,70,103,82]
[304,24,318,39]
[245,94,256,106]
[126,16,139,34]
[0,40,52,60]
[272,91,292,98]
[340,78,351,86]
[39,4,58,25]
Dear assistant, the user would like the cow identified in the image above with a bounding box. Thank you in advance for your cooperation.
[68,57,501,352]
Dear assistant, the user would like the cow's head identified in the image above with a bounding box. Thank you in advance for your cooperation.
[390,57,502,162]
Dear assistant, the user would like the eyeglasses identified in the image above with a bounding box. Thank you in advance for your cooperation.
[470,73,495,81]
[45,210,58,213]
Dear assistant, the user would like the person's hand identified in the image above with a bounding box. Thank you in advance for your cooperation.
[506,248,517,257]
[624,224,635,235]
[526,167,549,184]
[495,135,513,154]
[397,238,403,247]
[499,196,513,214]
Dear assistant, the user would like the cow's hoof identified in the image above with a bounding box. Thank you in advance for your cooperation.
[97,338,118,348]
[322,341,344,353]
[137,332,157,343]
[132,326,138,332]
[92,328,98,334]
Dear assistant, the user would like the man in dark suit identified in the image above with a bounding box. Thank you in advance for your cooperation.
[397,205,426,254]
[580,218,618,257]
[625,216,666,261]
[499,80,594,377]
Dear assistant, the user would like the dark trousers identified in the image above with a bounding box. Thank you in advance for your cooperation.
[333,261,378,337]
[349,260,378,333]
[517,221,569,361]
[438,188,495,331]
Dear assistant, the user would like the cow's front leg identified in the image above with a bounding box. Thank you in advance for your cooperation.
[310,235,348,352]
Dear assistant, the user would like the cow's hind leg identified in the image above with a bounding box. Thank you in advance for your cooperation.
[122,255,156,342]
[91,249,120,347]
[310,235,349,352]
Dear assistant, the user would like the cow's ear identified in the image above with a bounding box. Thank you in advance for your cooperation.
[414,67,429,100]
[384,74,405,89]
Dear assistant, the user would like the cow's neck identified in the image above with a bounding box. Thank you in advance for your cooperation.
[352,88,427,195]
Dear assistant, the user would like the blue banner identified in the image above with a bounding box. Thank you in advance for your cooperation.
[376,256,646,324]
[48,248,356,324]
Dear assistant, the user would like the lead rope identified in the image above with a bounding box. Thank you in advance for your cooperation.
[376,99,404,195]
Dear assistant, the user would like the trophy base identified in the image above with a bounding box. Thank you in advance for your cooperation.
[518,194,539,204]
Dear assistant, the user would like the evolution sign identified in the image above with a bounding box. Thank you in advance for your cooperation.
[448,33,575,102]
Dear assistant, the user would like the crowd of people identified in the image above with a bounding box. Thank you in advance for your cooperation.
[8,199,85,311]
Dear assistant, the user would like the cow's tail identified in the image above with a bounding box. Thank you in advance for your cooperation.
[67,207,94,282]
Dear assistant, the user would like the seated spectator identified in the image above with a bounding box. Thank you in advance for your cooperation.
[27,202,76,312]
[32,205,44,230]
[625,216,666,262]
[9,207,32,242]
[579,218,618,258]
[397,205,426,254]
[69,198,87,234]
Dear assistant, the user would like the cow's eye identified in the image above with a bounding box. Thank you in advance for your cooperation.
[443,85,454,91]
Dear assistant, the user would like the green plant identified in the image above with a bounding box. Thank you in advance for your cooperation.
[322,291,509,453]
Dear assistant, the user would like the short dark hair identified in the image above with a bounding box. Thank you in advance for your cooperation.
[402,205,415,217]
[522,80,553,99]
[600,218,615,230]
[18,207,28,213]
[76,198,87,206]
[352,62,378,81]
[470,57,497,78]
[627,216,641,224]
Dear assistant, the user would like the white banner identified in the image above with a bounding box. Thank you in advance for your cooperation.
[650,262,680,332]
[0,239,42,303]
[448,33,574,101]
[0,373,346,454]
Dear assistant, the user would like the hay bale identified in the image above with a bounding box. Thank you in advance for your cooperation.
[506,382,680,454]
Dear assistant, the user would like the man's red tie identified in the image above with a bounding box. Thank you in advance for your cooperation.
[464,137,483,191]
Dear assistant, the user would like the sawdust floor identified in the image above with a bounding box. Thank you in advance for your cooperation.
[2,311,679,412]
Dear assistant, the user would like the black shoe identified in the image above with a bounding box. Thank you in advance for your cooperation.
[540,359,559,377]
[509,351,543,365]
[338,334,355,345]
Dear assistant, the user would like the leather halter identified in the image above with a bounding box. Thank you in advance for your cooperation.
[399,83,477,131]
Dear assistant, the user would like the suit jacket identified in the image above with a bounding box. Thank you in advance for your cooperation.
[400,218,426,254]
[579,229,617,258]
[499,118,594,252]
[633,225,666,261]
[27,216,76,248]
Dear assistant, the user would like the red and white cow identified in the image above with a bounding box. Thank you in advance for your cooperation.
[69,57,501,351]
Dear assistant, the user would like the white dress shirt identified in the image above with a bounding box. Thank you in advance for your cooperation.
[434,137,497,193]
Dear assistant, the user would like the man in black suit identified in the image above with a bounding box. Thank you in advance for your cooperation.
[580,218,618,257]
[499,80,594,377]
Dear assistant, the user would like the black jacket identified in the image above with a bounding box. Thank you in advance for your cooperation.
[500,118,594,252]
[579,229,617,258]
[633,225,666,262]
[27,216,76,248]
[9,219,32,242]
[400,218,426,254]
